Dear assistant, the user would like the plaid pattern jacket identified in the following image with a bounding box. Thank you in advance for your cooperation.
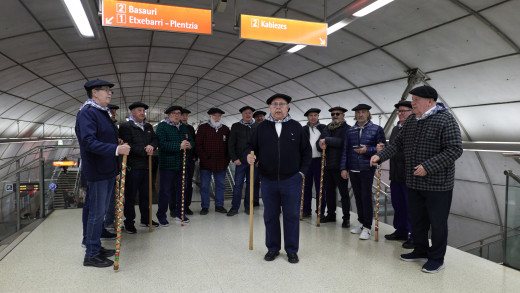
[156,122,194,171]
[196,123,231,171]
[377,108,463,191]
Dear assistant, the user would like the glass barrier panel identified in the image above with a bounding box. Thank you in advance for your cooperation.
[504,174,520,269]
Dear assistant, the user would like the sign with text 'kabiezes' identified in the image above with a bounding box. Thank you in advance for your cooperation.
[102,0,212,35]
[240,15,327,47]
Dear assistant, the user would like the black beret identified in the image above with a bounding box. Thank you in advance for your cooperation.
[304,108,321,116]
[266,93,292,105]
[129,102,149,110]
[394,101,412,109]
[181,108,191,114]
[328,106,347,113]
[352,104,372,111]
[84,79,114,91]
[207,108,225,115]
[253,111,266,118]
[409,85,438,101]
[165,105,183,114]
[239,106,255,113]
[107,104,119,110]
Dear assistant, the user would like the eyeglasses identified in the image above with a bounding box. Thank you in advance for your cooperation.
[398,110,412,113]
[331,112,342,116]
[171,111,181,115]
[270,102,287,108]
[94,88,113,94]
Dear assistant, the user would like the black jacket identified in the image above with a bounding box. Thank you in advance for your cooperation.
[228,122,257,164]
[119,121,159,170]
[317,121,350,170]
[245,120,311,181]
[185,124,197,160]
[389,123,406,183]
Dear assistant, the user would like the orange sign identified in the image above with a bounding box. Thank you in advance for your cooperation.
[102,0,212,35]
[53,161,78,167]
[240,15,327,47]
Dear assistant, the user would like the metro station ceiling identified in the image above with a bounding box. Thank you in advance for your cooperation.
[1,0,519,143]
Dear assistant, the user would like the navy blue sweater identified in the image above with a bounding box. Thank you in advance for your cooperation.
[75,105,119,181]
[245,120,311,181]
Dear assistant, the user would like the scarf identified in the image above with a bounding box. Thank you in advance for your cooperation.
[129,115,147,130]
[162,118,181,129]
[79,99,109,114]
[417,103,449,120]
[328,120,346,131]
[239,119,255,127]
[208,119,223,131]
[266,113,292,123]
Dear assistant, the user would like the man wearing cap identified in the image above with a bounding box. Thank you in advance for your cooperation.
[246,94,311,264]
[156,106,194,226]
[253,110,266,124]
[119,102,160,233]
[378,101,415,248]
[196,108,230,215]
[76,79,130,268]
[318,106,351,227]
[371,86,462,273]
[301,108,326,218]
[169,108,197,216]
[227,106,259,216]
[340,104,386,240]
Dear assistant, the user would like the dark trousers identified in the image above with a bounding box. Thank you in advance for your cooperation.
[123,169,150,226]
[261,173,302,254]
[349,169,375,229]
[303,158,326,215]
[324,169,350,220]
[158,169,183,221]
[169,159,195,212]
[254,169,260,203]
[390,182,411,237]
[408,188,453,262]
[231,163,259,211]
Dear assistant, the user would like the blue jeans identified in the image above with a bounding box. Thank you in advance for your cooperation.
[261,173,303,254]
[349,169,375,229]
[103,184,116,228]
[200,169,226,208]
[157,169,183,221]
[85,177,115,258]
[231,164,259,211]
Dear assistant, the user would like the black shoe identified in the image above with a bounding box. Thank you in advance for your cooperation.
[227,209,238,217]
[200,208,209,215]
[385,231,408,241]
[302,212,311,218]
[125,224,137,234]
[287,253,299,264]
[244,208,250,215]
[83,255,114,268]
[402,238,415,249]
[215,206,228,214]
[321,214,336,223]
[342,220,350,228]
[100,229,116,240]
[264,251,279,261]
[185,207,194,215]
[99,246,115,257]
[253,202,260,207]
[140,220,159,228]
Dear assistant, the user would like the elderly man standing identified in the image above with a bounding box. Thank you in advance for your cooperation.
[227,106,258,216]
[156,106,194,226]
[253,110,266,124]
[119,102,159,233]
[302,108,326,218]
[246,94,311,264]
[196,108,230,215]
[341,104,386,240]
[76,79,130,268]
[371,86,462,273]
[318,107,351,227]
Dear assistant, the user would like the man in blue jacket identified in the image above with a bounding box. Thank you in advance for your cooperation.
[340,104,385,240]
[246,94,311,264]
[76,79,130,268]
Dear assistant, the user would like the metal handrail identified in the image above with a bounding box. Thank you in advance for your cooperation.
[504,170,520,183]
[0,145,79,173]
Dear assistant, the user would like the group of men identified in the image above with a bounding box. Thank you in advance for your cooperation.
[77,78,462,274]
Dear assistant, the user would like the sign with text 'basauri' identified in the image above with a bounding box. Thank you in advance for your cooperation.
[240,15,327,47]
[102,0,212,35]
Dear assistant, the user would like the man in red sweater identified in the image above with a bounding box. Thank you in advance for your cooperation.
[196,108,231,215]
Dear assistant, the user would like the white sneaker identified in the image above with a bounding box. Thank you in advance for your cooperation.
[359,227,371,240]
[350,224,363,234]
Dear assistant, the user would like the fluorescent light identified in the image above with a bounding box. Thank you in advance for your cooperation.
[353,0,394,17]
[287,45,307,53]
[63,0,95,38]
[327,19,354,35]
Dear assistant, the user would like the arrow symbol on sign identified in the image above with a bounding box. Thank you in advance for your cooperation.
[106,17,113,24]
[319,37,326,45]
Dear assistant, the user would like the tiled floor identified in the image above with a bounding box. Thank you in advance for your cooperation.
[1,200,519,293]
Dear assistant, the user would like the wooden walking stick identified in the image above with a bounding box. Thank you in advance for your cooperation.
[317,148,326,227]
[114,154,127,270]
[375,163,382,241]
[148,155,153,232]
[299,177,305,221]
[180,133,188,227]
[249,151,255,250]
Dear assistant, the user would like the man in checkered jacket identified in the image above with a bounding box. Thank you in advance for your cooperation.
[371,85,463,274]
